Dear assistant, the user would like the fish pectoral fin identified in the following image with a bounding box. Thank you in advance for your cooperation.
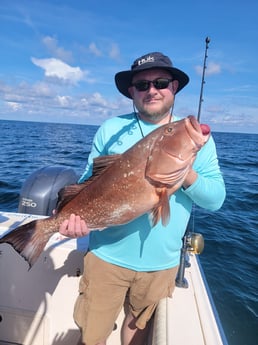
[150,188,170,227]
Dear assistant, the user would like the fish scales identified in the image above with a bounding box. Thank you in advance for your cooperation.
[0,116,210,267]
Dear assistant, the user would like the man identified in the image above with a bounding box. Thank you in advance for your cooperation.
[59,52,226,345]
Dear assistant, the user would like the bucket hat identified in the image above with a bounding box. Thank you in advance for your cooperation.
[115,52,189,99]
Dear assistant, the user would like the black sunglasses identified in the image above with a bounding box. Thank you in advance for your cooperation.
[132,78,173,92]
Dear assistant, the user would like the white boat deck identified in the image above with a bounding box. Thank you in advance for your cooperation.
[0,212,227,345]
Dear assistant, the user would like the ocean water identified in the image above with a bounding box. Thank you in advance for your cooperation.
[0,119,257,345]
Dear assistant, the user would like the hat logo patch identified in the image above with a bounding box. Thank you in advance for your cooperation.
[137,55,155,66]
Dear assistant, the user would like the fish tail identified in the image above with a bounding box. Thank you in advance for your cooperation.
[0,219,53,268]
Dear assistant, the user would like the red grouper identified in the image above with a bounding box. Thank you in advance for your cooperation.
[0,116,210,267]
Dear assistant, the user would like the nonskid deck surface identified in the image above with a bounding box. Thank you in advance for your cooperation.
[0,212,225,345]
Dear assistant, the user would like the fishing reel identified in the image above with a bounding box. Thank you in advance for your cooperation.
[186,232,204,255]
[176,231,205,288]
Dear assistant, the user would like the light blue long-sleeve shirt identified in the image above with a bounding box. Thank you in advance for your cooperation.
[78,113,226,271]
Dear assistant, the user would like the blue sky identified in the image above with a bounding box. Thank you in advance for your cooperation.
[0,0,257,133]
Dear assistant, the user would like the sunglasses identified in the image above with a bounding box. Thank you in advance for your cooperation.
[131,78,173,92]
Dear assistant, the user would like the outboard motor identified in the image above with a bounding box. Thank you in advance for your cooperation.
[18,166,78,216]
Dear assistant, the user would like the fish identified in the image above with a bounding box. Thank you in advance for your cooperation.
[0,115,210,267]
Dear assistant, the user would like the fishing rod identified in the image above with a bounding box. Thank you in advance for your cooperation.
[197,36,210,122]
[176,37,210,288]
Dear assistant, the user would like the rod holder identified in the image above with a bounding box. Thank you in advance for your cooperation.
[176,234,189,288]
[176,231,204,288]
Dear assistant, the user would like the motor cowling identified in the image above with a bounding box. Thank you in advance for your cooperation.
[18,166,78,216]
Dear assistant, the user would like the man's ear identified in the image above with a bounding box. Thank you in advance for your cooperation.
[172,80,179,94]
[128,86,134,98]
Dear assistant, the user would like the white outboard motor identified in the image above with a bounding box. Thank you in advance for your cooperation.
[18,166,78,216]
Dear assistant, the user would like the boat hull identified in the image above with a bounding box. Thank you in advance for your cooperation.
[0,212,227,345]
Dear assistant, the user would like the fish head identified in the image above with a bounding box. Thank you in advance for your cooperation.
[168,116,210,158]
[145,115,210,186]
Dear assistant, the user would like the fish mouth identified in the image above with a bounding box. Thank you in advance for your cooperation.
[200,124,210,135]
[188,115,210,141]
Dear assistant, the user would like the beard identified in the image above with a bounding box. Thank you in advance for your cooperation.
[137,103,173,123]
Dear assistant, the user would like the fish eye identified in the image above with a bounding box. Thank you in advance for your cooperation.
[166,127,173,133]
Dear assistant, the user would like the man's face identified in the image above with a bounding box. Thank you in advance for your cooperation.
[128,68,179,123]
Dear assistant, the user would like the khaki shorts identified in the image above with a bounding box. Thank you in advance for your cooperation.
[74,251,178,345]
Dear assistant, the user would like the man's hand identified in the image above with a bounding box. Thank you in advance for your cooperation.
[59,214,90,238]
[182,169,198,189]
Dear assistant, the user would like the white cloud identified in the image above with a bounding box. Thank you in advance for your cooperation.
[109,43,120,60]
[88,41,120,61]
[90,92,108,106]
[206,62,221,75]
[42,36,73,63]
[89,42,102,57]
[31,57,85,84]
[32,81,53,96]
[195,61,221,76]
[56,95,71,107]
[6,101,22,111]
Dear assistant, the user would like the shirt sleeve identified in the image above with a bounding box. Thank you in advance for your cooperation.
[182,135,226,211]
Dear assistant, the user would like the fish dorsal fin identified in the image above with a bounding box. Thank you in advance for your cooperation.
[150,187,170,227]
[56,154,121,211]
[92,154,121,176]
[56,183,87,211]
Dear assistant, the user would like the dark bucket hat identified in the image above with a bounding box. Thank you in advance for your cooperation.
[115,52,189,99]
